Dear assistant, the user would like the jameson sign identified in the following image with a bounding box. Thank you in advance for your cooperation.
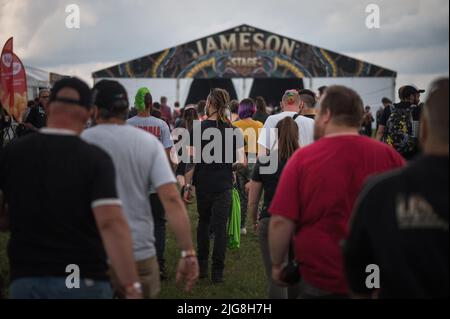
[194,31,297,58]
[93,25,396,79]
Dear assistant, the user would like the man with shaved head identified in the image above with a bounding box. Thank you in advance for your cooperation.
[258,89,314,156]
[344,78,449,298]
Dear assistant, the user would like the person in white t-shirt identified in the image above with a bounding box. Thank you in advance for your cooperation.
[82,80,198,299]
[258,89,314,154]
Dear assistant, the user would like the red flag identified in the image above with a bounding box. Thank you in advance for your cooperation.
[10,53,28,121]
[0,37,14,112]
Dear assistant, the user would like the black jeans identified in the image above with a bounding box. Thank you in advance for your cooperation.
[196,189,232,273]
[149,193,166,272]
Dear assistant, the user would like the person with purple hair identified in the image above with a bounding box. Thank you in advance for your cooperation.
[233,98,263,235]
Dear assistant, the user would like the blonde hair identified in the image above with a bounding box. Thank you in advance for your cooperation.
[208,88,231,126]
[282,90,300,106]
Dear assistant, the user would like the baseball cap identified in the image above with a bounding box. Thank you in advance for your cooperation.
[49,77,92,109]
[401,85,425,99]
[92,80,129,110]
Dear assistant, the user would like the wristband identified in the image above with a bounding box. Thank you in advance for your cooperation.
[181,249,196,258]
[125,282,142,295]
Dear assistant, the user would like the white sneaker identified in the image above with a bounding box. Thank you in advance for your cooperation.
[240,227,247,235]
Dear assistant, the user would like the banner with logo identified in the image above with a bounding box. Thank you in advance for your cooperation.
[0,37,14,112]
[10,53,28,120]
[0,38,28,121]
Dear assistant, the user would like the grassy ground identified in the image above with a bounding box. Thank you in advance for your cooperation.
[0,202,267,299]
[0,233,9,299]
[160,202,266,299]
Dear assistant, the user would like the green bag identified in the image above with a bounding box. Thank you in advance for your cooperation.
[228,188,241,249]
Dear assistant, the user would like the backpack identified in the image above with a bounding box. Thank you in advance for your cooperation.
[383,104,415,155]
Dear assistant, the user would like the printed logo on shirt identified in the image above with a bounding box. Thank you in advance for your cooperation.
[396,194,449,230]
[136,125,161,139]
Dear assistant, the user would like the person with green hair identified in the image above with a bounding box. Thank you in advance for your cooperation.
[127,87,174,281]
[135,87,150,112]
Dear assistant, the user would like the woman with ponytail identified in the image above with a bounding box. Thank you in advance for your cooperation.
[183,88,245,283]
[174,105,199,187]
[247,116,300,298]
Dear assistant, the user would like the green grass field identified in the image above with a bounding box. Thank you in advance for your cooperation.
[0,203,267,299]
[0,233,9,299]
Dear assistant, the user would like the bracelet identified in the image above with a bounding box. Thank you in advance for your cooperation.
[124,282,142,295]
[181,249,196,259]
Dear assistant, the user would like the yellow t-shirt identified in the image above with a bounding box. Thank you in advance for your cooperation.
[233,119,264,155]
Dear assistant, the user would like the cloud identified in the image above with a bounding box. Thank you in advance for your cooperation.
[45,61,119,86]
[347,43,449,75]
[0,0,448,89]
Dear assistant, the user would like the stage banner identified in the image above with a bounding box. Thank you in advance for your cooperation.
[0,37,14,113]
[93,25,397,79]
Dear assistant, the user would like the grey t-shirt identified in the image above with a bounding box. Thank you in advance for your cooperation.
[127,115,173,149]
[127,115,174,194]
[81,124,176,261]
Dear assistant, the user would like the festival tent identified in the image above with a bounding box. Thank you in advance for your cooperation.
[25,66,50,99]
[92,24,396,111]
[25,65,67,100]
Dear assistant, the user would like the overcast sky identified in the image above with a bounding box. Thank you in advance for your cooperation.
[1,0,448,93]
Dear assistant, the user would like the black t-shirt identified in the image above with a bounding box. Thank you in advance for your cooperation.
[344,155,449,298]
[376,108,385,125]
[189,120,244,193]
[0,131,119,280]
[252,160,287,220]
[25,105,47,129]
[253,111,269,124]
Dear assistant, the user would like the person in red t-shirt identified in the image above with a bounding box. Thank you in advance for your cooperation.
[269,85,405,298]
[160,96,174,127]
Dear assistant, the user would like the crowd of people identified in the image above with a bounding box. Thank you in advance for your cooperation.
[0,77,448,299]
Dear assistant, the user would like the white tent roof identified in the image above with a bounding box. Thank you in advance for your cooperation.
[25,65,50,89]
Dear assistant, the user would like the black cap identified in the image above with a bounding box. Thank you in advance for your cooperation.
[92,80,129,110]
[401,85,425,99]
[50,77,92,109]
